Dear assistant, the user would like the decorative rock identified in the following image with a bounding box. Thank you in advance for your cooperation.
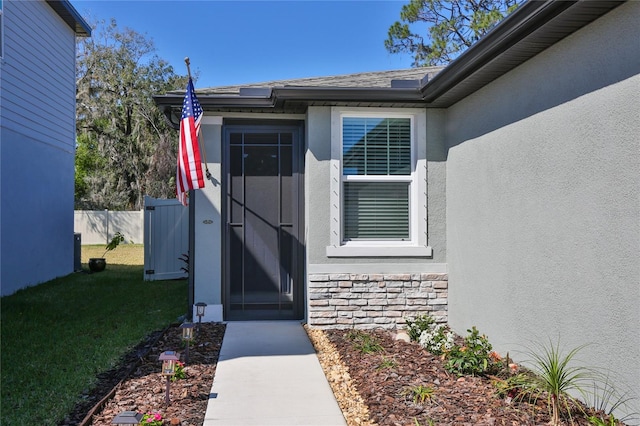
[305,326,374,426]
[394,331,411,342]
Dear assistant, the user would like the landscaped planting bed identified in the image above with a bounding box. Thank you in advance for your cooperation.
[65,320,636,426]
[63,323,225,426]
[308,319,636,426]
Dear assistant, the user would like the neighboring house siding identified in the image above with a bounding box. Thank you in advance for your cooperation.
[0,1,77,295]
[446,1,639,415]
[2,1,76,144]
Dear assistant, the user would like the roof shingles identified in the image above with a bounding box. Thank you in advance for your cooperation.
[195,68,443,95]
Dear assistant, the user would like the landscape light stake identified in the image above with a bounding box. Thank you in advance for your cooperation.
[195,302,207,331]
[159,351,180,406]
[180,322,194,363]
[112,411,142,425]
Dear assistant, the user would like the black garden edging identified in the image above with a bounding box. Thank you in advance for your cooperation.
[59,326,173,426]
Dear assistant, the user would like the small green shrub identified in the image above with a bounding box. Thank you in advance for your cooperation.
[418,323,455,355]
[413,418,435,426]
[402,384,435,404]
[493,372,538,402]
[101,231,125,257]
[445,326,500,376]
[377,356,398,370]
[405,314,436,341]
[171,361,187,382]
[346,330,383,354]
[405,313,454,355]
[588,413,618,426]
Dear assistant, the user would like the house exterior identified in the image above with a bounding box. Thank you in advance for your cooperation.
[154,0,639,414]
[0,0,90,295]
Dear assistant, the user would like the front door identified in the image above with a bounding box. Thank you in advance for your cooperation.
[223,122,304,320]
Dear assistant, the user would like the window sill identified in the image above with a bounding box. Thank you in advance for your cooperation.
[325,245,433,258]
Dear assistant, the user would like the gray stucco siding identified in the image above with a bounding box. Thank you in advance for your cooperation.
[446,1,639,415]
[305,107,333,265]
[191,121,224,321]
[425,109,447,265]
[305,106,448,270]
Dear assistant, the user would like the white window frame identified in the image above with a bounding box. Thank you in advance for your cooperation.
[326,107,431,258]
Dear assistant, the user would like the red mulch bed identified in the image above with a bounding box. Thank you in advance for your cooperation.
[60,323,225,426]
[324,329,619,426]
[61,324,627,426]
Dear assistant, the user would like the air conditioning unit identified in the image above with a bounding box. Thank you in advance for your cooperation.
[74,233,82,271]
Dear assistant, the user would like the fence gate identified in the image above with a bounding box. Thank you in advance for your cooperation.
[143,196,189,281]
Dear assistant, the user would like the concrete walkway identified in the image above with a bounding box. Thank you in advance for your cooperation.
[203,321,347,426]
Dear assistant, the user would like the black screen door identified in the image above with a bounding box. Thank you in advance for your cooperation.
[224,123,303,320]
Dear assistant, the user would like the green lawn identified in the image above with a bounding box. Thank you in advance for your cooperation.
[1,247,188,425]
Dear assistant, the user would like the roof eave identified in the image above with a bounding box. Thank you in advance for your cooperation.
[153,87,424,128]
[421,0,625,106]
[46,0,92,36]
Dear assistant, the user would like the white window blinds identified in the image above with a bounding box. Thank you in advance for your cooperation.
[342,117,412,241]
[343,118,411,176]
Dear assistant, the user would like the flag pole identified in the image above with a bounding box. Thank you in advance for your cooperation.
[184,57,212,179]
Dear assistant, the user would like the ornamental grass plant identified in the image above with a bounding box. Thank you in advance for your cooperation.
[526,340,593,425]
[405,314,638,424]
[0,245,187,425]
[346,329,384,354]
[522,340,638,426]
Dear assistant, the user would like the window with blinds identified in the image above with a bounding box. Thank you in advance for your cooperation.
[342,117,413,241]
[343,117,411,176]
[344,182,410,239]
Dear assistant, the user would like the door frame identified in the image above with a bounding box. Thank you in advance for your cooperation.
[221,119,305,320]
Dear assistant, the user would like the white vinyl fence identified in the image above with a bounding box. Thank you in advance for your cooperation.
[143,196,189,281]
[75,198,189,281]
[74,210,144,244]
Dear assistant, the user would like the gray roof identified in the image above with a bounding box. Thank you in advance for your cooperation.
[195,68,443,95]
[154,1,625,127]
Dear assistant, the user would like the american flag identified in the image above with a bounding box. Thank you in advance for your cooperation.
[177,78,205,206]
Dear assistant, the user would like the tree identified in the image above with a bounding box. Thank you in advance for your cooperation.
[75,19,187,210]
[385,0,522,67]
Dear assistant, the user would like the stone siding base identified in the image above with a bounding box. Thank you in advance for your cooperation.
[307,273,448,330]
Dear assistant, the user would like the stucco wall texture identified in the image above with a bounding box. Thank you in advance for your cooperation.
[192,122,224,321]
[446,1,639,415]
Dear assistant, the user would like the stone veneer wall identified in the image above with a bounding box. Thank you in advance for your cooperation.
[307,273,448,329]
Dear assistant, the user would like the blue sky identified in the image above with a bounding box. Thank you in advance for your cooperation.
[73,0,415,89]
